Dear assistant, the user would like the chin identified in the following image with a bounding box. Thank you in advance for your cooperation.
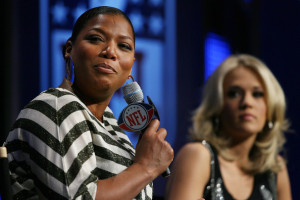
[238,127,261,136]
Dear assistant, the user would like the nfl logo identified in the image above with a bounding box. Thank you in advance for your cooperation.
[118,102,154,132]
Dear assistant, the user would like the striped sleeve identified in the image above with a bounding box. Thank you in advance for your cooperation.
[5,88,98,199]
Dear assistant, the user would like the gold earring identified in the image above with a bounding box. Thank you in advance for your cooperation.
[128,75,135,81]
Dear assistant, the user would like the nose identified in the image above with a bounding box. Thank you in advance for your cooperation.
[239,92,253,109]
[99,42,117,60]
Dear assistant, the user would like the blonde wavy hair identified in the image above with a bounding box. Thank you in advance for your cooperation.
[190,54,289,174]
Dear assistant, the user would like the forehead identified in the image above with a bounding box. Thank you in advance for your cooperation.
[223,66,264,89]
[82,14,134,38]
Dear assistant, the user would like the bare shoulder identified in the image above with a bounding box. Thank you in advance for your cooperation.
[172,142,211,176]
[176,142,211,160]
[276,155,288,173]
[276,154,288,177]
[165,142,211,199]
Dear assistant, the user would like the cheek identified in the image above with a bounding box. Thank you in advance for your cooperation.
[222,101,238,116]
[120,57,134,72]
[118,58,134,83]
[116,56,134,84]
[75,46,96,62]
[73,47,97,74]
[72,41,98,61]
[221,103,237,123]
[257,101,267,122]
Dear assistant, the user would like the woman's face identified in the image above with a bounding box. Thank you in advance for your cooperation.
[68,14,135,101]
[220,66,267,141]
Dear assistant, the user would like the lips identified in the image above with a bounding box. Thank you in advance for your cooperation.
[94,63,117,74]
[240,113,255,121]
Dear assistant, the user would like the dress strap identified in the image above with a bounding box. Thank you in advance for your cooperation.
[268,171,277,200]
[201,140,216,200]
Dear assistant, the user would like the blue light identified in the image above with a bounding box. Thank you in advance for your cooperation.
[51,1,69,25]
[148,13,164,35]
[129,10,144,34]
[39,0,49,91]
[204,32,231,81]
[51,30,72,88]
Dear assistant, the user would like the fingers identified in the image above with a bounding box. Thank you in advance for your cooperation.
[157,128,167,140]
[144,119,167,140]
[145,119,160,133]
[164,140,174,165]
[134,118,174,177]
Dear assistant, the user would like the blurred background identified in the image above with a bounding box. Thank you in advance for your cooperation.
[1,0,299,199]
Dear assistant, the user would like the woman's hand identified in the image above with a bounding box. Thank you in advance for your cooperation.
[96,119,173,200]
[134,119,174,179]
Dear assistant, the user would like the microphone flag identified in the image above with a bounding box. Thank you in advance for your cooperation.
[118,102,154,132]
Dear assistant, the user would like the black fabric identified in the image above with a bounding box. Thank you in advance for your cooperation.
[203,143,276,200]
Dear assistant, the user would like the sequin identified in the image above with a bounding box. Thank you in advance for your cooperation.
[260,184,273,200]
[215,178,225,200]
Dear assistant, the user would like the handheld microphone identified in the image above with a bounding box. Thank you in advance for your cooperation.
[117,79,171,177]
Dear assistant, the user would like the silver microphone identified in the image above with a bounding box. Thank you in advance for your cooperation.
[120,80,171,177]
[122,81,144,104]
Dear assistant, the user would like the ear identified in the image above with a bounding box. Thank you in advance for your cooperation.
[64,41,73,58]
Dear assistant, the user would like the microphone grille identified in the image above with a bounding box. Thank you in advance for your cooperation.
[122,82,144,104]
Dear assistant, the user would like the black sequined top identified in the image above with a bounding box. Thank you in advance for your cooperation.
[202,141,277,200]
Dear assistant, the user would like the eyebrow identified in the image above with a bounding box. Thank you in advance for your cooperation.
[228,85,264,90]
[88,27,134,41]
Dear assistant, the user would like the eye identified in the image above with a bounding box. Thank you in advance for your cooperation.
[226,90,242,98]
[253,91,264,98]
[86,35,104,43]
[119,43,132,51]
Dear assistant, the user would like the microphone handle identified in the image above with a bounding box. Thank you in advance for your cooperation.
[162,167,171,177]
[145,96,171,178]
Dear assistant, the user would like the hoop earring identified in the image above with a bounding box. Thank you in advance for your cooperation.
[65,57,74,83]
[128,75,134,81]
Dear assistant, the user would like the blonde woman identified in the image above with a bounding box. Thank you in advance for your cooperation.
[166,54,292,200]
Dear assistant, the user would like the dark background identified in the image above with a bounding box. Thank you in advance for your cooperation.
[1,0,299,199]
